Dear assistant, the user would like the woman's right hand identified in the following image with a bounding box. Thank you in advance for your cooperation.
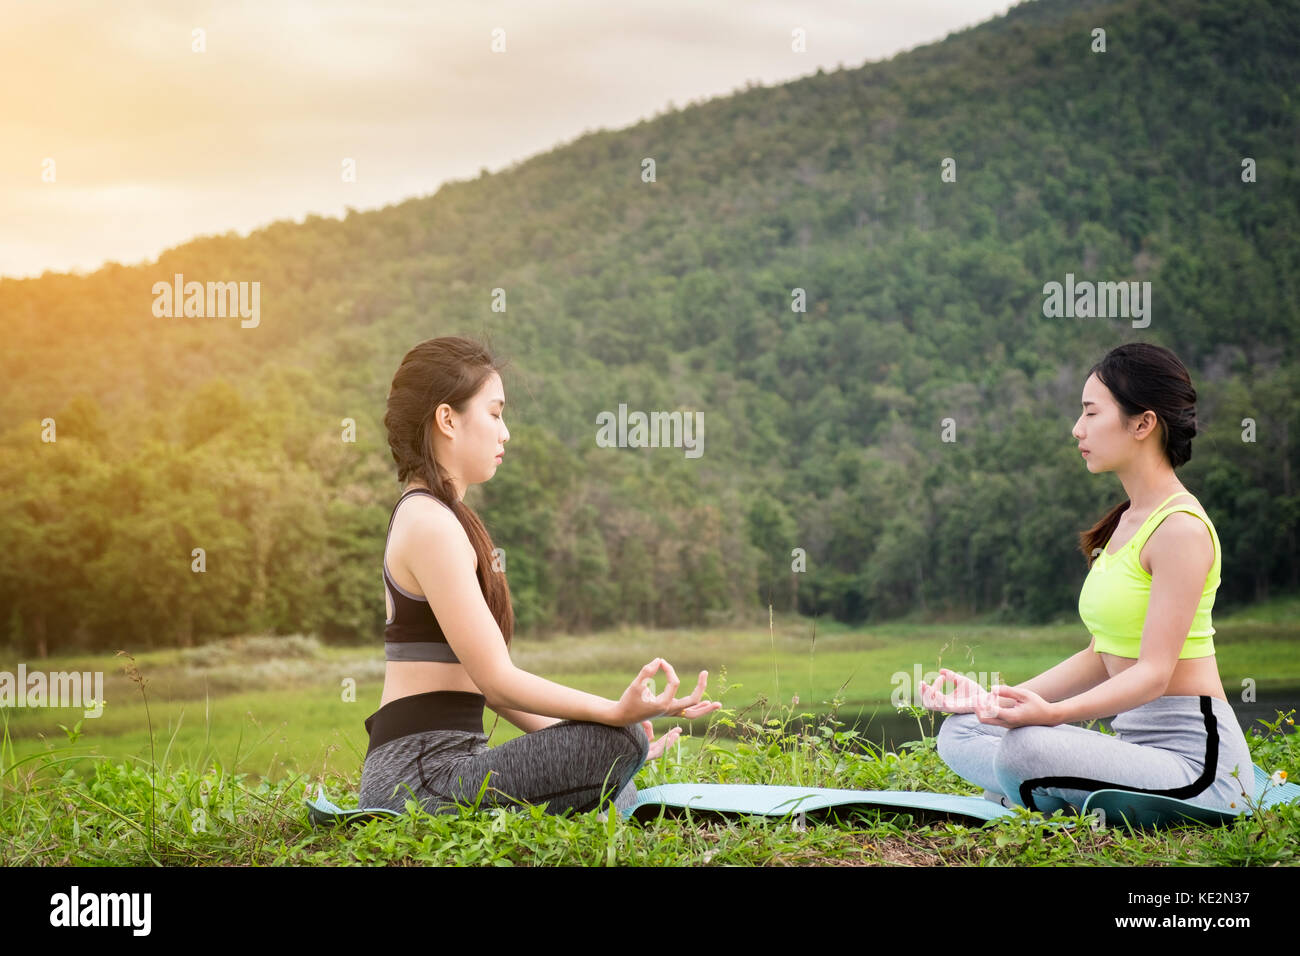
[609,658,721,726]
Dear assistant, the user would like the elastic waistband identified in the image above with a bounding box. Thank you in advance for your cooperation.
[364,691,486,753]
[1126,694,1233,714]
[385,640,461,663]
[1116,694,1244,732]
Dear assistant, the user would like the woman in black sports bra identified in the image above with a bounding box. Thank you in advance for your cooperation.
[359,336,720,817]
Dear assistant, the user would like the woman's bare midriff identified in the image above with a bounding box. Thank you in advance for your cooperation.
[1099,652,1228,703]
[381,662,484,708]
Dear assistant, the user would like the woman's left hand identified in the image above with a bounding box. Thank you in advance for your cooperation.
[642,720,682,760]
[976,685,1060,728]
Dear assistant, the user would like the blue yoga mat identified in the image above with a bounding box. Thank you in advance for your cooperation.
[625,783,1015,824]
[1080,763,1300,830]
[304,762,1298,830]
[305,789,403,827]
[301,784,1011,826]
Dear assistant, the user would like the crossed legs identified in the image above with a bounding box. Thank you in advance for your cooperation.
[936,712,1206,813]
[409,719,651,816]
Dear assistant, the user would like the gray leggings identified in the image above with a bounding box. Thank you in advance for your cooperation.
[360,719,650,817]
[936,695,1254,814]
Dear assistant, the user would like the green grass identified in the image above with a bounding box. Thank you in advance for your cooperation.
[1,601,1297,866]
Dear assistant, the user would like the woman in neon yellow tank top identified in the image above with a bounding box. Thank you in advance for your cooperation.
[920,343,1253,815]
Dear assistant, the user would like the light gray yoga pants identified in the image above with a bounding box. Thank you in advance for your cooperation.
[936,694,1254,814]
[360,720,650,817]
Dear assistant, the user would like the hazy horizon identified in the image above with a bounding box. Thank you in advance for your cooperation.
[1,0,1019,281]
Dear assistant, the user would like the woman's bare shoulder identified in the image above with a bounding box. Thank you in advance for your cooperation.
[1165,493,1214,525]
[1143,508,1215,576]
[392,495,476,569]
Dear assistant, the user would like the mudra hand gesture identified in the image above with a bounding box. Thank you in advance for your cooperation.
[613,657,721,727]
[917,667,1009,717]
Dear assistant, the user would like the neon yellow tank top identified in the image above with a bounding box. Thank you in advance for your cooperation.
[1077,492,1221,659]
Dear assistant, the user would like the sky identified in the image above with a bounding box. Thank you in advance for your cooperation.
[0,0,1018,280]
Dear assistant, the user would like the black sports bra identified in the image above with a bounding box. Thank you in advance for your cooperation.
[383,488,461,663]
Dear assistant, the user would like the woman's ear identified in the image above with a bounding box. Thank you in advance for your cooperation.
[432,402,457,440]
[1128,410,1156,440]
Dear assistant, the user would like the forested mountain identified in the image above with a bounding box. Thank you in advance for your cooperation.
[2,0,1297,655]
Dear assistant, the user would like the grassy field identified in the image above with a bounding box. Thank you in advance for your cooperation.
[1,599,1297,865]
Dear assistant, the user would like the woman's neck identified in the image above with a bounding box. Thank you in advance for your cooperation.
[1115,460,1184,514]
[404,479,461,503]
